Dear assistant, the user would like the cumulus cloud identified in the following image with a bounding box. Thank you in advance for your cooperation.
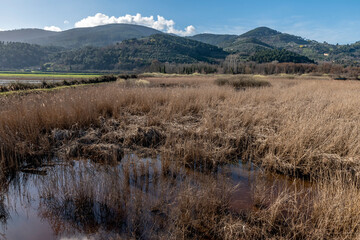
[74,13,195,36]
[64,20,69,24]
[167,25,196,36]
[44,26,62,32]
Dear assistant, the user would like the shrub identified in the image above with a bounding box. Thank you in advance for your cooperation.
[215,75,271,89]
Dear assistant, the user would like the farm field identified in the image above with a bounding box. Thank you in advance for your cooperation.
[0,74,359,239]
[0,72,102,80]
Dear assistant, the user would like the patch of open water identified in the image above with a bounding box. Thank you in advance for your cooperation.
[0,80,63,86]
[0,155,310,239]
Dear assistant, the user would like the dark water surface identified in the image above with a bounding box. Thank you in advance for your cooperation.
[0,155,310,240]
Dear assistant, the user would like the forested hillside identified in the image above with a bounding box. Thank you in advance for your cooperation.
[0,42,61,69]
[0,24,162,48]
[4,24,360,71]
[0,34,228,71]
[249,49,315,63]
[191,27,360,64]
[51,34,228,70]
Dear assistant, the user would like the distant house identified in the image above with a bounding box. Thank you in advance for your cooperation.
[324,53,329,56]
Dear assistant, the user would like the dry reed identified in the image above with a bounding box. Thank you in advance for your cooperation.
[1,76,360,177]
[2,75,360,238]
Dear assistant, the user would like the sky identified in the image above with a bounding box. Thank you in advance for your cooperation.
[0,0,360,44]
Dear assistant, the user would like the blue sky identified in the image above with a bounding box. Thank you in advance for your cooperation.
[1,0,360,44]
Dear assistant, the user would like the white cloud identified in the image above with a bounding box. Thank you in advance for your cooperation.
[64,20,69,24]
[74,13,195,36]
[44,26,62,32]
[167,25,196,36]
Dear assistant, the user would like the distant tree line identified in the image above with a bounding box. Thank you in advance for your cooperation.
[1,38,360,78]
[249,49,315,64]
[146,61,360,78]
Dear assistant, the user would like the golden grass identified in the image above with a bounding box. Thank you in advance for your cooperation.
[240,172,360,239]
[215,75,272,89]
[1,76,360,176]
[2,75,360,238]
[0,83,94,96]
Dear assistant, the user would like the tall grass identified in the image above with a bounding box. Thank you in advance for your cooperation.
[240,171,360,239]
[1,76,360,177]
[2,75,360,237]
[215,75,272,89]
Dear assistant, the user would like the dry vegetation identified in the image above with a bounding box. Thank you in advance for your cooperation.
[0,75,117,93]
[1,74,360,238]
[214,75,272,89]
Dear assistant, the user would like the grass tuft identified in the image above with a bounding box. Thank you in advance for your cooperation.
[215,75,271,89]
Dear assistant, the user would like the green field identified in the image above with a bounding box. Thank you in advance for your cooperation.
[0,71,102,79]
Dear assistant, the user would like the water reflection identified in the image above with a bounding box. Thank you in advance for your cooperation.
[0,80,63,86]
[0,155,311,239]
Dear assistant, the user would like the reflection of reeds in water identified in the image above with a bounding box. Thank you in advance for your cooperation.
[37,157,237,239]
[0,198,8,225]
[2,157,360,239]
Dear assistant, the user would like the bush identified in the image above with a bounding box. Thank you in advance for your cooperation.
[118,74,138,80]
[215,75,271,89]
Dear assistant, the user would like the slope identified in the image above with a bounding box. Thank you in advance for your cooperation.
[0,24,163,48]
[188,34,238,48]
[50,34,229,70]
[0,29,59,42]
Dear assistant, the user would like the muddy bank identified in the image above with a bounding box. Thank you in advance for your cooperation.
[50,117,166,163]
[37,115,360,181]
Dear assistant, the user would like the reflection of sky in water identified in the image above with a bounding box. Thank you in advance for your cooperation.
[0,156,309,240]
[0,80,63,86]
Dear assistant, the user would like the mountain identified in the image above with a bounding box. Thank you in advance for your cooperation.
[50,34,229,71]
[240,27,280,38]
[188,34,238,48]
[249,48,315,64]
[0,24,162,48]
[0,29,58,42]
[193,27,309,49]
[223,37,273,54]
[188,27,349,63]
[0,25,334,64]
[3,24,360,70]
[0,42,61,69]
[238,27,309,47]
[0,33,228,70]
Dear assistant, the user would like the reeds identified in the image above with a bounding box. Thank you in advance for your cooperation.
[2,75,360,238]
[239,171,360,239]
[215,75,272,89]
[2,76,360,177]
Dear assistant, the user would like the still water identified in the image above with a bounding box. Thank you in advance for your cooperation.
[0,80,63,86]
[0,155,310,240]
